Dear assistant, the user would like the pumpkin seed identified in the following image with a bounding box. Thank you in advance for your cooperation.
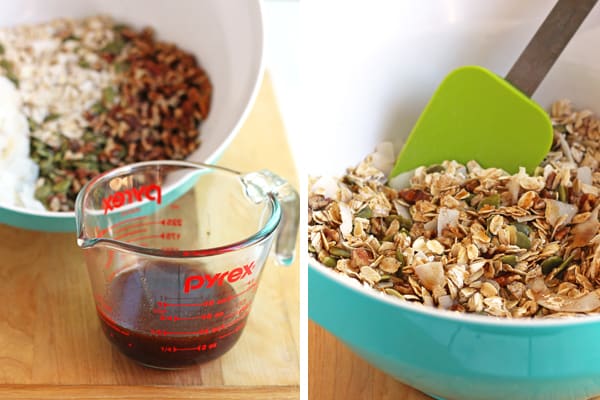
[114,61,130,73]
[90,101,106,115]
[329,247,351,258]
[426,164,445,173]
[558,184,567,202]
[396,249,405,265]
[548,255,575,280]
[355,206,372,219]
[78,58,90,69]
[478,194,500,210]
[101,37,125,55]
[102,86,116,104]
[512,222,532,236]
[34,182,52,201]
[44,113,61,122]
[62,34,80,42]
[541,256,563,275]
[515,231,531,249]
[501,255,518,267]
[52,178,72,193]
[384,288,404,299]
[322,257,337,268]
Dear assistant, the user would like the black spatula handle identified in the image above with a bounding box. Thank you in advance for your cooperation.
[505,0,597,97]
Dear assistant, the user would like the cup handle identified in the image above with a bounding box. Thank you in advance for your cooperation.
[241,170,299,266]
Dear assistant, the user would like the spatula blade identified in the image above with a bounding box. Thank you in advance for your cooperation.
[389,66,553,178]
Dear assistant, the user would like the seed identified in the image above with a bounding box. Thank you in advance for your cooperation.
[512,223,531,236]
[114,61,130,73]
[515,231,531,249]
[78,58,90,68]
[44,113,61,122]
[384,288,404,299]
[52,177,72,193]
[355,206,372,219]
[101,37,125,55]
[541,256,563,275]
[501,255,518,267]
[102,86,116,104]
[426,164,445,173]
[548,255,574,279]
[386,214,413,230]
[395,249,405,263]
[478,194,500,210]
[558,184,568,202]
[329,247,351,258]
[322,257,337,268]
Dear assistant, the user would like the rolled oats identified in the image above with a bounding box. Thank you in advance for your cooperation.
[0,16,211,211]
[309,100,600,318]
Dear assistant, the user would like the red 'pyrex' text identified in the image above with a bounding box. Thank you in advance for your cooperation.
[103,184,162,214]
[184,261,256,293]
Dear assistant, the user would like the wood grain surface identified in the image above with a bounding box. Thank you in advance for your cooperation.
[309,322,430,400]
[0,74,299,398]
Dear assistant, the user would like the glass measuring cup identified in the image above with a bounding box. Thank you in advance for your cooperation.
[75,161,299,369]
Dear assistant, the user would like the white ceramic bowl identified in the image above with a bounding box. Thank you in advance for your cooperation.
[0,0,264,231]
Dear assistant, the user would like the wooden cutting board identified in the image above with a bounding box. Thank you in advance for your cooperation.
[309,322,430,400]
[309,318,600,400]
[0,73,299,399]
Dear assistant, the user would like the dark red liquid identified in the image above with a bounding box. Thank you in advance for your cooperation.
[97,262,249,369]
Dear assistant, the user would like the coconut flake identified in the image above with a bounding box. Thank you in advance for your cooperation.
[545,199,577,227]
[338,202,353,237]
[310,176,340,200]
[437,207,459,237]
[537,290,600,313]
[571,206,600,248]
[389,169,415,190]
[415,262,445,291]
[370,142,395,175]
[577,166,593,185]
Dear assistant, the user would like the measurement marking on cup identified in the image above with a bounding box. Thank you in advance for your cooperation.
[96,216,148,238]
[115,232,181,243]
[150,309,251,336]
[110,218,183,237]
[161,342,217,353]
[218,320,246,340]
[159,311,227,322]
[155,299,216,308]
[113,228,149,240]
[155,298,251,322]
[155,282,258,310]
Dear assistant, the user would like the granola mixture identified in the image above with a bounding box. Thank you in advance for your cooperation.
[308,100,600,318]
[0,16,211,211]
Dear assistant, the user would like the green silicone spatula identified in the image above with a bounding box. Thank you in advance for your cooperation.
[389,0,597,179]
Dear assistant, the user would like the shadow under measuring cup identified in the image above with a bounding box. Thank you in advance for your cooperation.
[75,161,299,369]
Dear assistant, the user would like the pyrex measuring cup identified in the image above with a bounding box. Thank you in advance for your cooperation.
[75,161,299,369]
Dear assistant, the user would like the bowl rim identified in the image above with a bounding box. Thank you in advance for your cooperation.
[309,257,600,327]
[0,0,265,223]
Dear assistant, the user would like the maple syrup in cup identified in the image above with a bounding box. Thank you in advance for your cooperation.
[75,161,299,369]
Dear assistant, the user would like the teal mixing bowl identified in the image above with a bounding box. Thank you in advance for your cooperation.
[304,2,600,399]
[309,260,600,400]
